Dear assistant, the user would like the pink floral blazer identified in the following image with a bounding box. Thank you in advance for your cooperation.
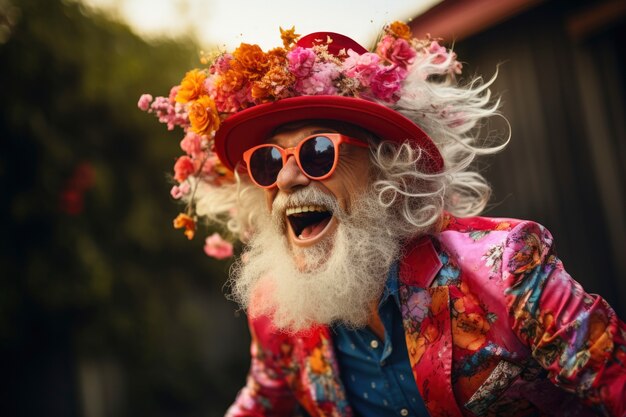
[227,216,626,417]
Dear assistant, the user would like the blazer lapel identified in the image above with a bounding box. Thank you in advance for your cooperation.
[294,326,352,417]
[399,237,465,417]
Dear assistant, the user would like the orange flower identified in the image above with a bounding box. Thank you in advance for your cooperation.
[251,48,293,101]
[406,333,427,364]
[173,213,196,240]
[495,221,511,231]
[512,233,542,274]
[251,83,270,102]
[309,347,330,374]
[587,311,613,366]
[453,312,490,350]
[266,47,288,67]
[216,69,248,98]
[211,159,235,185]
[430,287,449,315]
[252,66,295,101]
[176,69,207,103]
[387,21,412,40]
[232,43,269,81]
[280,26,300,48]
[188,95,220,136]
[406,322,440,364]
[458,282,481,310]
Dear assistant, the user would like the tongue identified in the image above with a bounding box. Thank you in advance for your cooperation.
[299,217,331,239]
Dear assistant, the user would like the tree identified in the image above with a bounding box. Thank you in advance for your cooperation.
[0,1,248,416]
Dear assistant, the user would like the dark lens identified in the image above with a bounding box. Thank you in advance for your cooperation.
[299,136,335,178]
[249,146,283,186]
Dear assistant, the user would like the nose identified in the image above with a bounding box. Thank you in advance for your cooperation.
[275,155,310,192]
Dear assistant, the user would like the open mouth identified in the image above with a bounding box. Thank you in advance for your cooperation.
[286,205,333,240]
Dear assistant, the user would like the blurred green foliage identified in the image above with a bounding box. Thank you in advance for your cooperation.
[0,0,249,416]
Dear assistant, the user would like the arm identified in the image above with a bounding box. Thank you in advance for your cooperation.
[501,221,626,417]
[226,316,299,417]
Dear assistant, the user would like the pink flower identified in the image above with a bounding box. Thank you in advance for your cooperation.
[168,86,180,102]
[199,153,218,176]
[370,66,406,102]
[180,131,203,157]
[428,41,447,55]
[342,50,380,87]
[212,53,233,74]
[427,41,463,75]
[173,155,195,182]
[207,73,253,113]
[447,51,463,75]
[170,182,191,199]
[149,96,189,130]
[287,47,317,78]
[204,233,234,259]
[376,35,416,68]
[137,94,153,111]
[294,62,339,95]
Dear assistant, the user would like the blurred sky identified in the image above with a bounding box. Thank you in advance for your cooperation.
[79,0,441,49]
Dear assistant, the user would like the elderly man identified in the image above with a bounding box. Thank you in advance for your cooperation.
[142,23,626,417]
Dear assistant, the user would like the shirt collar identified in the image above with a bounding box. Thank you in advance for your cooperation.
[380,261,401,309]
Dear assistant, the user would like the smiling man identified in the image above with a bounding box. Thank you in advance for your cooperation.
[234,120,399,333]
[142,23,626,417]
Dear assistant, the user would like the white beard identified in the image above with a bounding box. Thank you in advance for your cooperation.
[229,186,405,333]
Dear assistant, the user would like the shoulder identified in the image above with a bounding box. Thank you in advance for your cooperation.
[426,214,558,285]
[249,315,291,346]
[248,314,330,356]
[437,213,554,251]
[439,212,526,234]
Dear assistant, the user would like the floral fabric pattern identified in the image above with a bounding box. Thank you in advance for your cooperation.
[227,216,626,417]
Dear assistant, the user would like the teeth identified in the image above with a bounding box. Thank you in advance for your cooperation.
[286,205,327,216]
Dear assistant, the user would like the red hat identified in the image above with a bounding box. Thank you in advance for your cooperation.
[213,32,444,174]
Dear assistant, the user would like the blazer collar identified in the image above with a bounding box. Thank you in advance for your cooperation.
[399,236,443,288]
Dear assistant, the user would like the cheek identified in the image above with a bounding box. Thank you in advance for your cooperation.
[339,163,371,193]
[327,168,372,210]
[354,165,372,190]
[265,189,276,211]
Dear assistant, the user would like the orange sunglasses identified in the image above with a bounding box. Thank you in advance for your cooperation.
[242,133,369,188]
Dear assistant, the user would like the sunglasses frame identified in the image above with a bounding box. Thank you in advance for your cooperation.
[242,133,369,189]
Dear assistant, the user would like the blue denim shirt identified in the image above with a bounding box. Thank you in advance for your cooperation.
[332,263,430,417]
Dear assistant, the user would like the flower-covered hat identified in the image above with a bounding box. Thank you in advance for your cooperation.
[139,22,464,255]
[212,30,444,173]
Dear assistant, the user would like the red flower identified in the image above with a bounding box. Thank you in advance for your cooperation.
[370,66,406,102]
[173,155,195,183]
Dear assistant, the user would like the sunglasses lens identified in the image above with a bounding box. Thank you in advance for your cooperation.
[299,136,335,178]
[249,146,283,186]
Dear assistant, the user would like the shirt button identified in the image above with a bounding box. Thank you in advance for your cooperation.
[370,340,379,349]
[400,409,409,416]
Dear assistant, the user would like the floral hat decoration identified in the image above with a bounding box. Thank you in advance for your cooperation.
[138,21,464,258]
